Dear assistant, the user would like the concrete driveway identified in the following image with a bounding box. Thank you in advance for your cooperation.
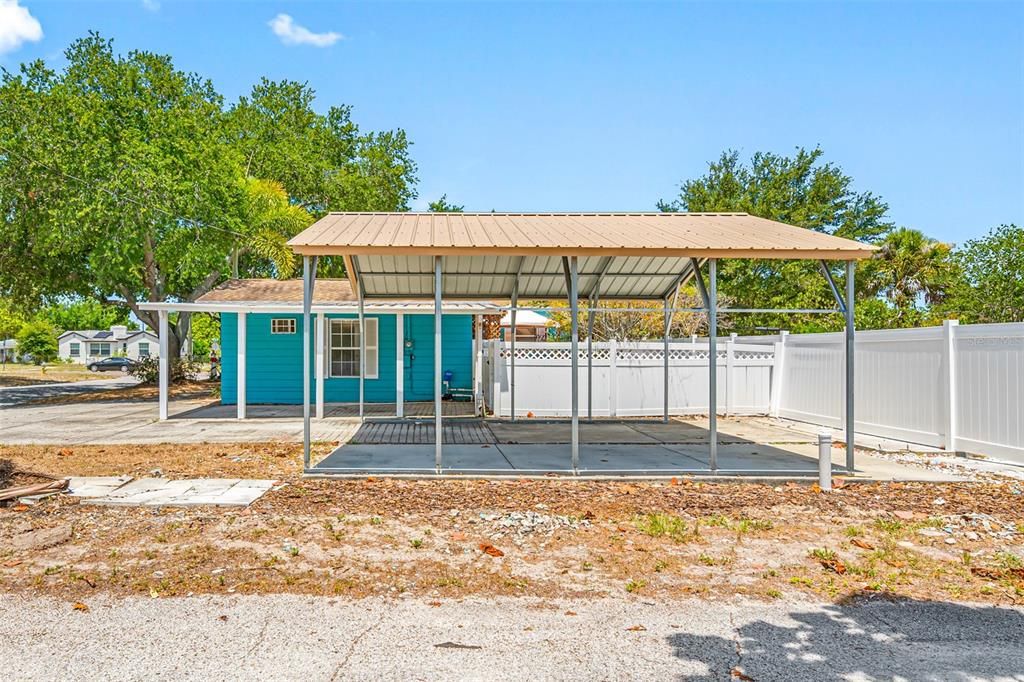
[2,594,1022,681]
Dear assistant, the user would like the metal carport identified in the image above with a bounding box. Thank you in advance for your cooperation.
[288,212,875,476]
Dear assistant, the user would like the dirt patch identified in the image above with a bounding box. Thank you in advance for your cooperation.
[0,477,1021,605]
[22,380,218,406]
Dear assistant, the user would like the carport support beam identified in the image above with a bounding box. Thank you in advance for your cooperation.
[709,259,718,471]
[237,311,247,420]
[302,256,317,470]
[587,293,595,420]
[569,256,580,472]
[510,286,517,421]
[845,260,856,470]
[158,310,168,421]
[358,277,365,422]
[434,255,443,472]
[663,295,670,423]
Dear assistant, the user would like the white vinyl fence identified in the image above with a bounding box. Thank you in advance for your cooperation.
[482,321,1024,465]
[484,339,777,418]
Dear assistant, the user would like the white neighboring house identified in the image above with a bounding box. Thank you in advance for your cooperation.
[58,325,159,364]
[0,338,19,363]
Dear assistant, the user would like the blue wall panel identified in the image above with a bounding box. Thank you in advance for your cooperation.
[219,312,473,405]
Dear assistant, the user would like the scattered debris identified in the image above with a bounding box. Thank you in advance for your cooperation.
[72,602,89,612]
[479,543,504,558]
[0,478,69,504]
[731,667,755,681]
[434,642,482,650]
[626,624,646,632]
[481,511,591,538]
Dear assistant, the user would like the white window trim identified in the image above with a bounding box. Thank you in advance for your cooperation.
[69,342,80,357]
[271,318,296,335]
[89,342,111,357]
[329,318,378,379]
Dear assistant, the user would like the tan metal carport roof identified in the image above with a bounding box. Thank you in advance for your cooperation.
[287,212,874,300]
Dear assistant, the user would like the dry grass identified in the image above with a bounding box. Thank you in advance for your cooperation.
[22,380,218,406]
[0,363,120,387]
[0,442,323,480]
[0,460,1022,604]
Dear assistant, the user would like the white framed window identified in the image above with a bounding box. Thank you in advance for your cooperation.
[89,342,111,357]
[271,318,296,334]
[138,342,150,357]
[329,318,378,379]
[69,342,80,357]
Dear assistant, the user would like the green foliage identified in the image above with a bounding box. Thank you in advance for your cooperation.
[128,356,199,384]
[39,298,133,334]
[860,228,958,327]
[428,194,464,212]
[236,178,314,279]
[0,298,28,340]
[659,147,892,241]
[657,147,988,333]
[0,34,419,357]
[188,313,220,358]
[227,78,418,216]
[15,320,58,363]
[943,224,1023,323]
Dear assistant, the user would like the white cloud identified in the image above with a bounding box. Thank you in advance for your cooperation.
[141,0,160,11]
[0,0,43,55]
[268,13,342,48]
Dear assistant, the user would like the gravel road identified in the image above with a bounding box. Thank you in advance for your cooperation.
[3,593,1023,680]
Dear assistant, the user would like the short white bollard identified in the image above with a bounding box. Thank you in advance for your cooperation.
[818,432,832,492]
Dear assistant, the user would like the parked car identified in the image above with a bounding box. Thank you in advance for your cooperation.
[87,357,136,373]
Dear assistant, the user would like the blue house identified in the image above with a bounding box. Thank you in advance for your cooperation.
[157,279,498,418]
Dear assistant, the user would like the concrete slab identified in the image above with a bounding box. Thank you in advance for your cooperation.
[486,421,661,444]
[66,476,134,498]
[79,478,274,507]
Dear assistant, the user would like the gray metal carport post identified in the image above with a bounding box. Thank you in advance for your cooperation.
[566,256,580,472]
[302,255,318,470]
[845,260,856,470]
[434,256,443,472]
[708,259,718,471]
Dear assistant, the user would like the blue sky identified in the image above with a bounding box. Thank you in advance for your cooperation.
[3,1,1022,244]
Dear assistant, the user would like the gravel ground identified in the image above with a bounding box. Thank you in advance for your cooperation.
[2,594,1023,681]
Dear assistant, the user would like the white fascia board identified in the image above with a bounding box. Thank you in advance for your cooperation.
[137,301,502,315]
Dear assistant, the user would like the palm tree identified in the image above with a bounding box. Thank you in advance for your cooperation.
[232,178,313,279]
[867,228,955,321]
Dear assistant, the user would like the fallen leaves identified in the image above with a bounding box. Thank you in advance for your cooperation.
[72,601,89,612]
[731,667,755,681]
[971,566,1024,582]
[479,543,504,558]
[817,557,847,575]
[850,538,875,550]
[625,624,646,632]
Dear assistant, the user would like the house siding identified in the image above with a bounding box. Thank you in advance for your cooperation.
[219,312,473,405]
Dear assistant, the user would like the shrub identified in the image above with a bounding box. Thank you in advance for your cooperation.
[16,321,58,364]
[129,356,199,384]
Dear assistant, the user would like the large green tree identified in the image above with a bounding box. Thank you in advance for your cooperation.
[659,148,896,332]
[0,34,243,357]
[0,34,419,358]
[40,298,134,333]
[942,224,1023,323]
